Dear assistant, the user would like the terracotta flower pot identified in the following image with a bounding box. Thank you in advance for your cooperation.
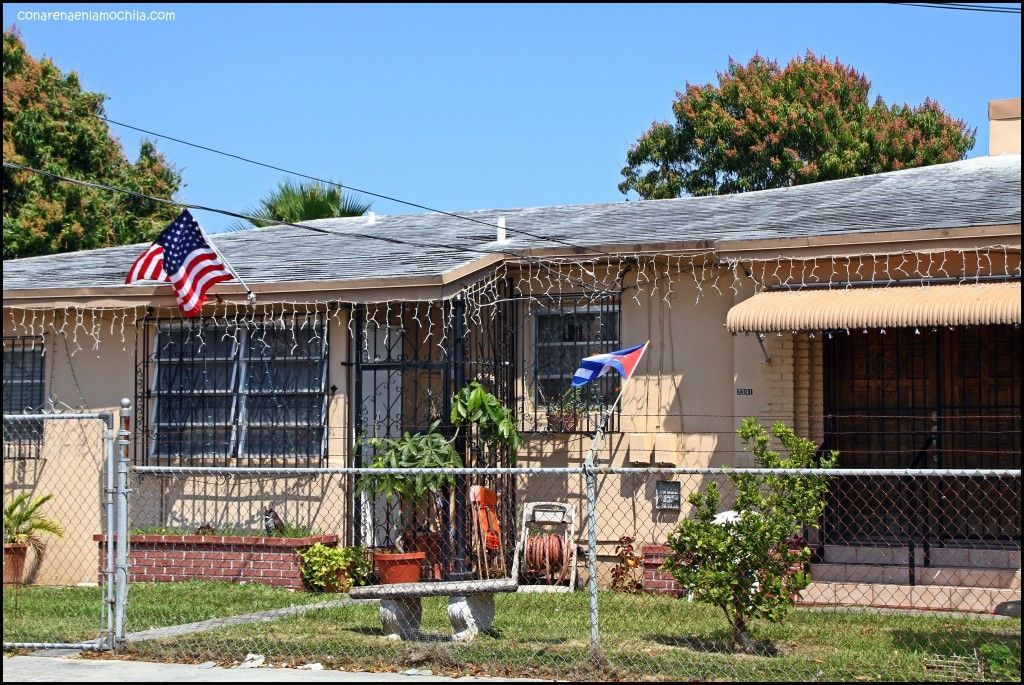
[374,551,426,585]
[3,543,28,586]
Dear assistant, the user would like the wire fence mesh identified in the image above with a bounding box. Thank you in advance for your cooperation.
[93,464,1021,681]
[2,412,114,650]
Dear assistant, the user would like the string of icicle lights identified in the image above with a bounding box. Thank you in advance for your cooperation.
[4,244,1020,357]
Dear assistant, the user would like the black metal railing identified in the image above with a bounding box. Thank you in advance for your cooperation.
[136,312,331,467]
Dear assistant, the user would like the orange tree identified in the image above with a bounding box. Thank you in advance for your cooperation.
[662,419,837,654]
[619,52,975,199]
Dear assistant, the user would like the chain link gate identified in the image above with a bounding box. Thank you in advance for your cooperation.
[3,410,120,651]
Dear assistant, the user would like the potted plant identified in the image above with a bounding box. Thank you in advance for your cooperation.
[357,422,462,584]
[451,380,521,464]
[299,542,372,592]
[545,387,589,433]
[3,493,64,586]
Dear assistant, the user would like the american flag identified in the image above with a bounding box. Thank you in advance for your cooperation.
[124,209,235,317]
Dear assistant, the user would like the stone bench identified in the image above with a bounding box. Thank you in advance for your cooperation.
[349,578,519,641]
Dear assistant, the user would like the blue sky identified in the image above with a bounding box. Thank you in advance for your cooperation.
[4,3,1021,232]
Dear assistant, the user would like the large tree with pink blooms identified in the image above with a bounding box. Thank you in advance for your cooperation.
[619,52,976,199]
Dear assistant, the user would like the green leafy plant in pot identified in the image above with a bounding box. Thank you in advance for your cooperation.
[3,493,64,586]
[545,387,589,433]
[299,543,372,592]
[451,380,521,465]
[357,422,462,584]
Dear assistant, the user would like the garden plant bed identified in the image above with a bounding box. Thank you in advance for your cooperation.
[94,534,339,589]
[103,587,1020,681]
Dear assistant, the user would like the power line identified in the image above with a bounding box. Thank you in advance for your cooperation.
[4,161,635,299]
[3,161,530,259]
[890,3,1021,14]
[77,109,617,259]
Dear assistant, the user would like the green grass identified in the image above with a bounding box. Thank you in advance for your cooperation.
[2,581,324,644]
[6,582,1020,681]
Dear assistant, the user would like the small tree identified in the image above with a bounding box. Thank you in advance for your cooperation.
[662,418,837,653]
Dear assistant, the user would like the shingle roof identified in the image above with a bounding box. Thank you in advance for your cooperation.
[3,155,1020,292]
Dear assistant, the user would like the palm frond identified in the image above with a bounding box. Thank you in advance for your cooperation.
[3,493,63,543]
[230,179,371,231]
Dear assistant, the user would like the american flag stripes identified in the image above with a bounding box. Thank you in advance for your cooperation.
[124,209,235,317]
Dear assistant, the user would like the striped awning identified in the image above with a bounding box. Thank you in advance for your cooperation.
[726,282,1022,333]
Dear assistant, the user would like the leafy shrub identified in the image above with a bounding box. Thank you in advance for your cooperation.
[663,418,837,653]
[299,543,372,592]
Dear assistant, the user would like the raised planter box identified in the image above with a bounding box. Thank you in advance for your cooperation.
[94,533,339,589]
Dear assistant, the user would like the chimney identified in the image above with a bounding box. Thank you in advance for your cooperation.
[496,217,508,243]
[988,97,1021,155]
[366,211,376,225]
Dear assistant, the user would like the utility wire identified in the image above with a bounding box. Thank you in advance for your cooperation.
[3,160,530,258]
[890,3,1021,14]
[5,161,636,299]
[75,109,618,259]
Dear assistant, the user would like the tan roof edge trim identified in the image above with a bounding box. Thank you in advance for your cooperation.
[725,282,1022,333]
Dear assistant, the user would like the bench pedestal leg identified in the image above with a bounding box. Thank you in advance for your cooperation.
[448,594,495,642]
[380,598,422,640]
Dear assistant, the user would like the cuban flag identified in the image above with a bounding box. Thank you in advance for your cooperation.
[571,342,649,388]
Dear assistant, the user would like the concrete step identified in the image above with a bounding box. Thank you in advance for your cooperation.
[811,563,1021,589]
[798,581,1021,615]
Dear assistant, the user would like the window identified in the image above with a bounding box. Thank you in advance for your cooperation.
[3,336,46,460]
[144,319,329,466]
[532,296,620,431]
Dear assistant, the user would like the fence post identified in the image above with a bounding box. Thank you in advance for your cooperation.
[114,397,132,648]
[103,412,116,650]
[584,461,602,661]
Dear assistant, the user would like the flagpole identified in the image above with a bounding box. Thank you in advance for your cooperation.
[581,339,648,659]
[198,224,256,303]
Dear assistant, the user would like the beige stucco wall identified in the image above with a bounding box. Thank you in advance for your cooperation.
[5,231,1019,586]
[3,312,128,585]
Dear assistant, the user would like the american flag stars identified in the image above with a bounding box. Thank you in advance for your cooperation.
[125,209,236,317]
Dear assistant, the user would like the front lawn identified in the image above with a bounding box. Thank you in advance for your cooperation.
[5,581,1020,680]
[125,587,1020,681]
[2,580,324,644]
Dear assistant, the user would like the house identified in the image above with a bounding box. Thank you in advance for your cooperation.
[3,101,1020,612]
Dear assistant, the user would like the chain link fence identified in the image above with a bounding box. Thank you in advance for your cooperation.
[99,462,1019,681]
[3,412,115,650]
[3,406,1020,680]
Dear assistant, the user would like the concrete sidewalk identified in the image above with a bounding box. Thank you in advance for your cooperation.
[1,655,523,682]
